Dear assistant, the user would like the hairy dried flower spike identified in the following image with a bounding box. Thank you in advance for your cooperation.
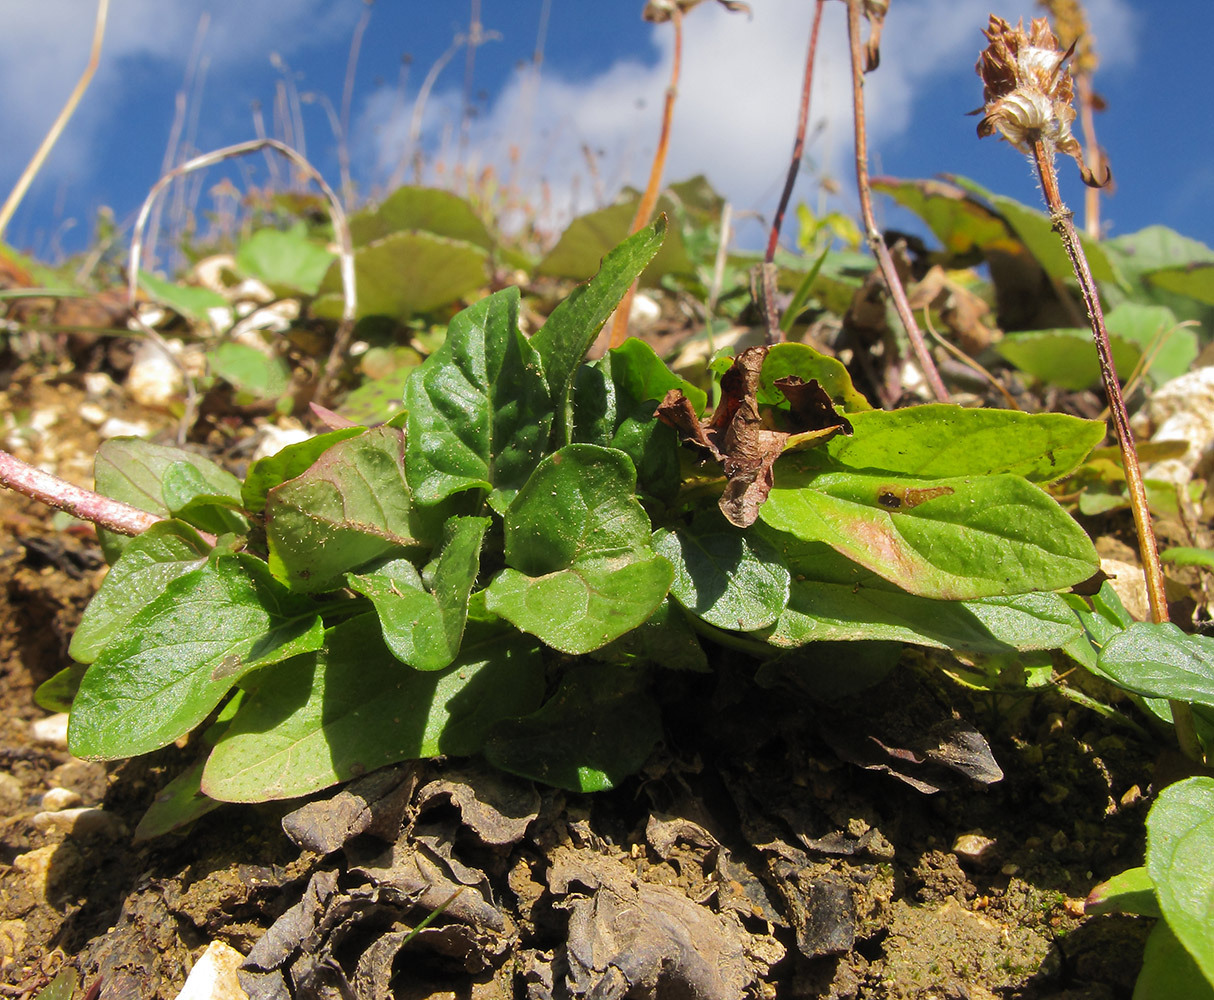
[976,14,1106,187]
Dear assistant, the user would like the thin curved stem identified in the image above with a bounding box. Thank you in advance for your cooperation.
[845,0,948,402]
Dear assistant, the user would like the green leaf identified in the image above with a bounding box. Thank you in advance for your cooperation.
[485,445,673,653]
[349,186,493,249]
[654,513,790,631]
[1146,776,1214,986]
[590,599,708,672]
[67,553,324,759]
[94,438,243,560]
[1103,302,1196,386]
[133,759,224,842]
[1163,547,1214,570]
[405,287,551,509]
[759,341,873,414]
[872,177,1013,261]
[538,197,689,285]
[138,269,229,322]
[1098,623,1214,706]
[30,968,77,1000]
[201,615,544,802]
[266,425,434,592]
[234,224,336,296]
[823,405,1104,482]
[572,335,698,501]
[949,175,1120,286]
[1133,921,1214,1000]
[532,219,667,445]
[241,426,365,514]
[1084,866,1162,919]
[1149,264,1214,306]
[767,580,1080,651]
[761,465,1098,600]
[313,231,488,321]
[484,664,661,792]
[209,342,290,400]
[996,327,1143,391]
[348,516,490,670]
[34,663,87,713]
[70,521,211,663]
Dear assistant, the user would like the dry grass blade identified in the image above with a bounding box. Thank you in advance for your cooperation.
[0,0,109,240]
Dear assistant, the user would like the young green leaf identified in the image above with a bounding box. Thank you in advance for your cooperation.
[1146,776,1214,987]
[138,270,228,322]
[531,218,666,444]
[234,224,335,296]
[1133,922,1214,1000]
[654,512,790,631]
[484,663,662,793]
[485,445,673,653]
[312,231,488,321]
[242,425,365,514]
[573,337,704,502]
[70,520,211,663]
[1098,623,1214,706]
[348,515,490,670]
[201,615,544,802]
[405,286,551,510]
[94,438,243,561]
[67,552,324,760]
[761,466,1098,600]
[759,342,873,414]
[265,425,434,592]
[822,405,1104,482]
[1084,866,1161,919]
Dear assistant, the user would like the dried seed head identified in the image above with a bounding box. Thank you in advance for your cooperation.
[975,15,1106,186]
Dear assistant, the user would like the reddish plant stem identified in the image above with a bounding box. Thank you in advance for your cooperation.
[764,0,826,266]
[845,0,948,402]
[608,6,683,349]
[1073,72,1103,239]
[1031,141,1201,762]
[0,449,215,544]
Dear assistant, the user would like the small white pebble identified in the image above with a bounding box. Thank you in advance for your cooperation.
[99,417,152,440]
[40,787,83,812]
[952,832,997,865]
[83,372,117,398]
[32,807,125,839]
[173,941,248,1000]
[252,425,312,462]
[29,713,69,748]
[78,403,109,427]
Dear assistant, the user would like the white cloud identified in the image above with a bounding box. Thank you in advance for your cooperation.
[357,0,1138,242]
[0,1,357,188]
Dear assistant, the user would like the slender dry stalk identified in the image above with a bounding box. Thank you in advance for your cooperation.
[845,0,949,401]
[408,37,465,182]
[339,0,374,208]
[127,139,356,418]
[976,14,1199,762]
[608,5,685,349]
[0,0,109,240]
[765,0,826,266]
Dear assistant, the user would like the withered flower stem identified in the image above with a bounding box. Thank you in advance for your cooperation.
[1036,150,1201,763]
[845,0,949,402]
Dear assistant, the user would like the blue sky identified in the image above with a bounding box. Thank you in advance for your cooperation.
[2,0,1209,265]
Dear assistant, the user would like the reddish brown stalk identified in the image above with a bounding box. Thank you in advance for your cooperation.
[608,6,684,349]
[845,0,948,401]
[1031,144,1199,760]
[0,450,216,544]
[1073,72,1104,238]
[765,0,826,265]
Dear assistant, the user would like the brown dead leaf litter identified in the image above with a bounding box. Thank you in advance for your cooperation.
[0,370,1166,1000]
